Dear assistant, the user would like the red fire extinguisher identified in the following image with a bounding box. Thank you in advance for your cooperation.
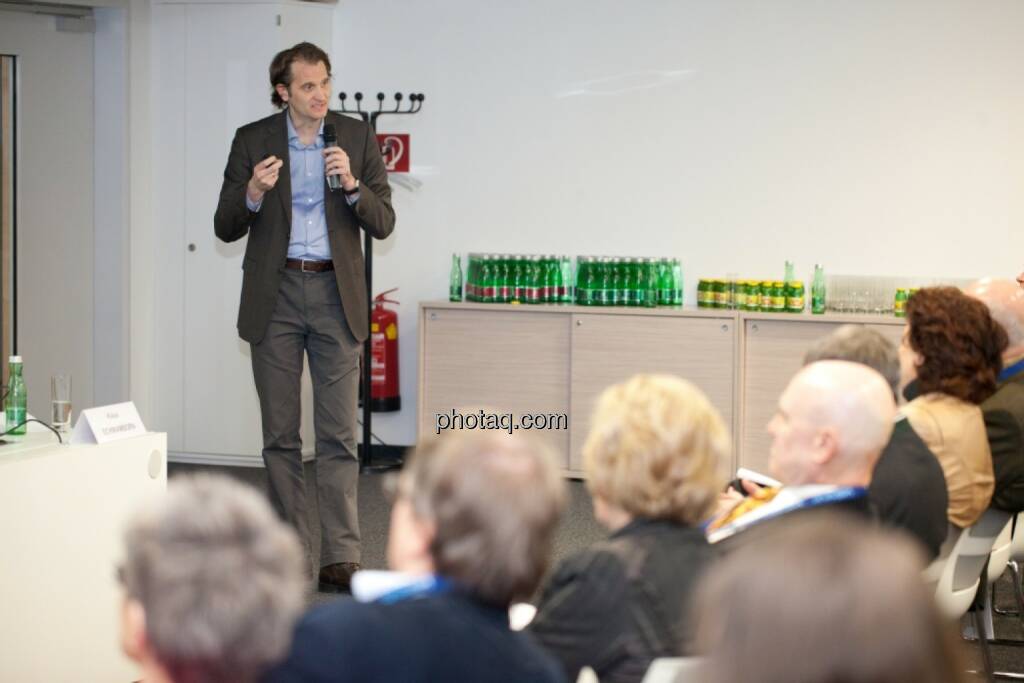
[370,288,401,412]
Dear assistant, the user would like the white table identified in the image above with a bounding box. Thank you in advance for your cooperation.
[0,431,167,682]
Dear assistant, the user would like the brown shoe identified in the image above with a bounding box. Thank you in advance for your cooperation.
[318,562,360,594]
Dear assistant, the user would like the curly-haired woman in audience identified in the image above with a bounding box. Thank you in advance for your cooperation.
[529,374,728,683]
[900,286,1007,527]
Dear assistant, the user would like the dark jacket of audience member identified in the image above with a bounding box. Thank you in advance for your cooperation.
[530,375,729,683]
[263,591,564,683]
[984,364,1024,511]
[869,416,949,559]
[530,519,712,683]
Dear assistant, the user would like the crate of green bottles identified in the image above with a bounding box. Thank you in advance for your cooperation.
[574,256,683,308]
[696,279,806,313]
[464,254,574,304]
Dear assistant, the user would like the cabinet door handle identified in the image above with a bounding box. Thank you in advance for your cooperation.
[576,319,583,327]
[751,323,759,333]
[721,324,729,333]
[187,243,196,252]
[429,312,437,321]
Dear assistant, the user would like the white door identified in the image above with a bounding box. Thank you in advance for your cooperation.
[180,4,332,460]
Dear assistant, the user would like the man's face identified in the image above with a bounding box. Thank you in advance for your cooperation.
[277,59,331,124]
[386,494,433,573]
[767,383,820,485]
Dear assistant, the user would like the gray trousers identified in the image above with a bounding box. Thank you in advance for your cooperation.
[251,268,361,567]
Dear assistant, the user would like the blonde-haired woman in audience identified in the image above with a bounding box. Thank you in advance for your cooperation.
[529,374,728,683]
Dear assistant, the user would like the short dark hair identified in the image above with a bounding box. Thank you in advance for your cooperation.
[269,42,332,109]
[906,286,1007,404]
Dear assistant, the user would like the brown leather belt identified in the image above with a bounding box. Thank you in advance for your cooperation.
[285,258,335,273]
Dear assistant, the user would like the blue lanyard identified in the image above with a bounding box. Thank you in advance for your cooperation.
[999,358,1024,383]
[376,575,453,605]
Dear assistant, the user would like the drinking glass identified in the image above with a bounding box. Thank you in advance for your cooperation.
[51,373,72,436]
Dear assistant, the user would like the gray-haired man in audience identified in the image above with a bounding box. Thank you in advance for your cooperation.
[803,325,948,558]
[118,474,306,683]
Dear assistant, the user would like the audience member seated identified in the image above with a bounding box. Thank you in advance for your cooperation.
[529,375,729,683]
[264,432,567,683]
[967,278,1024,512]
[118,474,306,683]
[708,361,895,545]
[693,513,964,683]
[900,286,1006,527]
[803,325,947,558]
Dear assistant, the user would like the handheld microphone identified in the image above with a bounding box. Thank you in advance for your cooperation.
[323,123,341,192]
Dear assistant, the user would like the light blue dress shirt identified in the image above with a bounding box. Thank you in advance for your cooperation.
[284,116,330,260]
[246,114,359,261]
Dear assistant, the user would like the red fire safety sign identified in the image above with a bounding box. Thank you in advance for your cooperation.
[377,134,410,173]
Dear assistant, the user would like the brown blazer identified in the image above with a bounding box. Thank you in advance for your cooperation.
[902,392,994,527]
[214,110,395,344]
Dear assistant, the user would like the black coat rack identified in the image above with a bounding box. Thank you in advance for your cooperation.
[336,91,425,471]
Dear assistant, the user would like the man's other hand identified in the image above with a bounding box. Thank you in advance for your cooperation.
[247,156,283,203]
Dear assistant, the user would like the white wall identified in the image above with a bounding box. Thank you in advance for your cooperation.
[334,0,1024,447]
[0,11,95,421]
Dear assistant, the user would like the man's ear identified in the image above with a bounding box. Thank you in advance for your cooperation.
[121,598,148,662]
[416,513,437,558]
[275,83,290,104]
[812,428,840,465]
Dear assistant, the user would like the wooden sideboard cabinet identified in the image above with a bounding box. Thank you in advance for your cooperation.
[419,302,905,476]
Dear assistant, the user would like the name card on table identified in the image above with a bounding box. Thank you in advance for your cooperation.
[70,402,146,445]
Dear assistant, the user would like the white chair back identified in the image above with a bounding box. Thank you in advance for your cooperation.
[641,657,705,683]
[934,508,1012,620]
[923,523,960,586]
[1010,512,1024,562]
[987,516,1014,584]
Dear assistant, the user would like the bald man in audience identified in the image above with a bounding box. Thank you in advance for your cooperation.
[966,278,1024,511]
[708,361,896,545]
[803,326,947,559]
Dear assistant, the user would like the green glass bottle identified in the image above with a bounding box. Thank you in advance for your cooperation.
[786,281,805,313]
[657,258,672,306]
[560,256,574,303]
[480,255,495,304]
[811,264,826,314]
[449,253,463,302]
[696,279,708,308]
[642,258,658,308]
[894,288,908,318]
[671,259,683,306]
[5,355,26,436]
